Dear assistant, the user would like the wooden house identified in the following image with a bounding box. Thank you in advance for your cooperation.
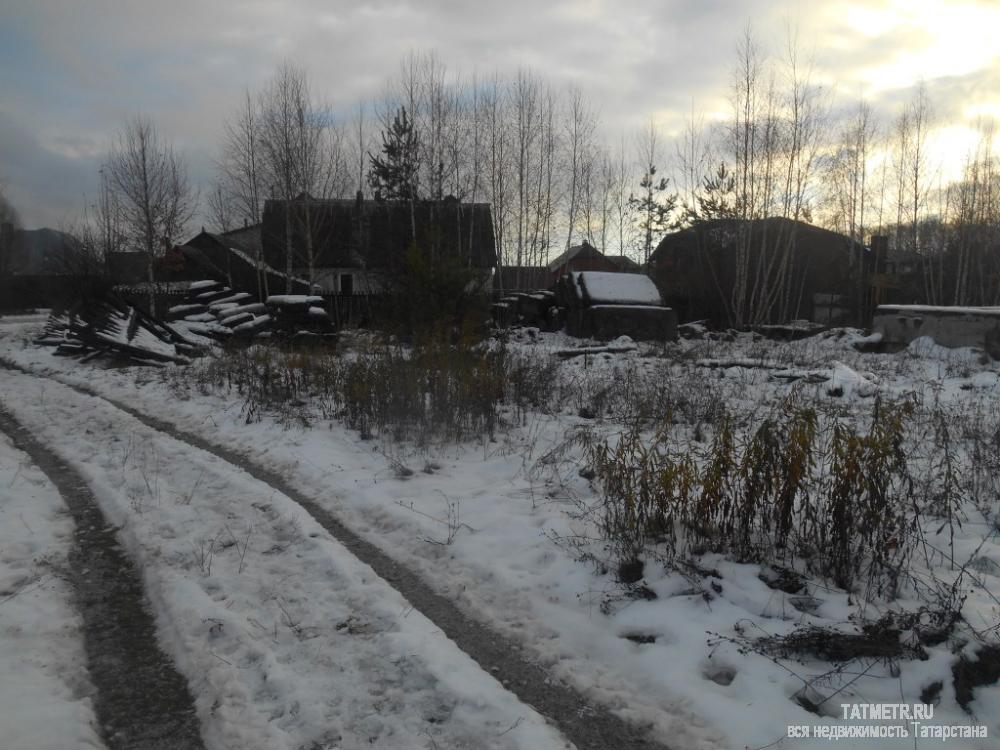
[260,194,497,294]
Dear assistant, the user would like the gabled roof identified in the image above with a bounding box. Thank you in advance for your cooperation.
[652,217,866,264]
[605,255,642,273]
[218,224,263,257]
[546,240,604,272]
[261,197,496,271]
[182,230,313,297]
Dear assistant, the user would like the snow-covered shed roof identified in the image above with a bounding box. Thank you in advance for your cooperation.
[572,271,663,306]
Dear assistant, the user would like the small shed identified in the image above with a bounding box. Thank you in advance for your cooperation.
[558,271,677,341]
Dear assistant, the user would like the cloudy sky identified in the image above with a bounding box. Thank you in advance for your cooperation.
[2,0,998,229]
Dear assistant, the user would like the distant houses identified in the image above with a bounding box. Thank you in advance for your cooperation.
[97,194,497,316]
[650,218,874,326]
[496,240,642,293]
[6,198,928,332]
[260,193,497,294]
[0,223,86,310]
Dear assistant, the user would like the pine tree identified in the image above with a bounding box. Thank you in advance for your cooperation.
[367,107,420,202]
[628,164,676,263]
[688,163,739,224]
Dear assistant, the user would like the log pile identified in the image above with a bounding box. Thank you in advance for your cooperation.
[35,295,202,365]
[164,282,336,344]
[265,295,336,344]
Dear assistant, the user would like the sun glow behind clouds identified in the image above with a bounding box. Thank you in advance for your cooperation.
[836,0,1000,93]
[837,0,1000,182]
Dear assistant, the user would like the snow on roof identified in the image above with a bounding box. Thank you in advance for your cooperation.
[226,245,316,289]
[573,272,662,306]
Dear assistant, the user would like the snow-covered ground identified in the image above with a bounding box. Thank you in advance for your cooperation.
[0,428,105,749]
[0,320,568,750]
[2,313,1000,749]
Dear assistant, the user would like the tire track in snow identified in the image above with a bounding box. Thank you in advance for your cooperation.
[0,407,205,750]
[1,358,672,750]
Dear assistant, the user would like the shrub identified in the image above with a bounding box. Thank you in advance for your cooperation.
[586,397,917,597]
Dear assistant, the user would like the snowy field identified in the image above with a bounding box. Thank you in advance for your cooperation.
[2,312,999,749]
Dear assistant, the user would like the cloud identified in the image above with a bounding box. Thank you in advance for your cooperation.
[2,0,997,228]
[0,109,97,229]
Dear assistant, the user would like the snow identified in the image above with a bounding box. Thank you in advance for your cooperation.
[196,288,231,301]
[188,280,220,291]
[266,295,324,306]
[574,271,662,306]
[0,361,567,749]
[851,330,883,345]
[208,293,252,309]
[184,312,217,323]
[589,303,671,311]
[879,304,1000,316]
[168,303,206,316]
[91,309,180,359]
[220,303,267,320]
[2,313,999,750]
[171,320,229,341]
[232,315,271,333]
[826,360,877,397]
[0,431,105,749]
[906,335,985,364]
[225,246,315,289]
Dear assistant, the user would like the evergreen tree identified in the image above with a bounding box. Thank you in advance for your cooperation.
[688,163,739,224]
[367,107,420,202]
[628,164,676,263]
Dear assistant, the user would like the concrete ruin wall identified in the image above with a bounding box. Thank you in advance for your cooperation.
[873,305,1000,355]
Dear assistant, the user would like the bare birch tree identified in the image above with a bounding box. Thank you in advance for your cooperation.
[220,91,264,227]
[258,62,346,289]
[107,115,196,310]
[207,180,235,233]
[563,85,596,251]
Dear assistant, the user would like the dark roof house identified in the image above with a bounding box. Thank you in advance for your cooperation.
[172,228,312,297]
[605,255,642,273]
[547,240,620,278]
[650,217,872,326]
[497,242,643,293]
[260,195,497,277]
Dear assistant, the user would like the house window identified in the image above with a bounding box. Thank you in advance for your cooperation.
[340,273,354,295]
